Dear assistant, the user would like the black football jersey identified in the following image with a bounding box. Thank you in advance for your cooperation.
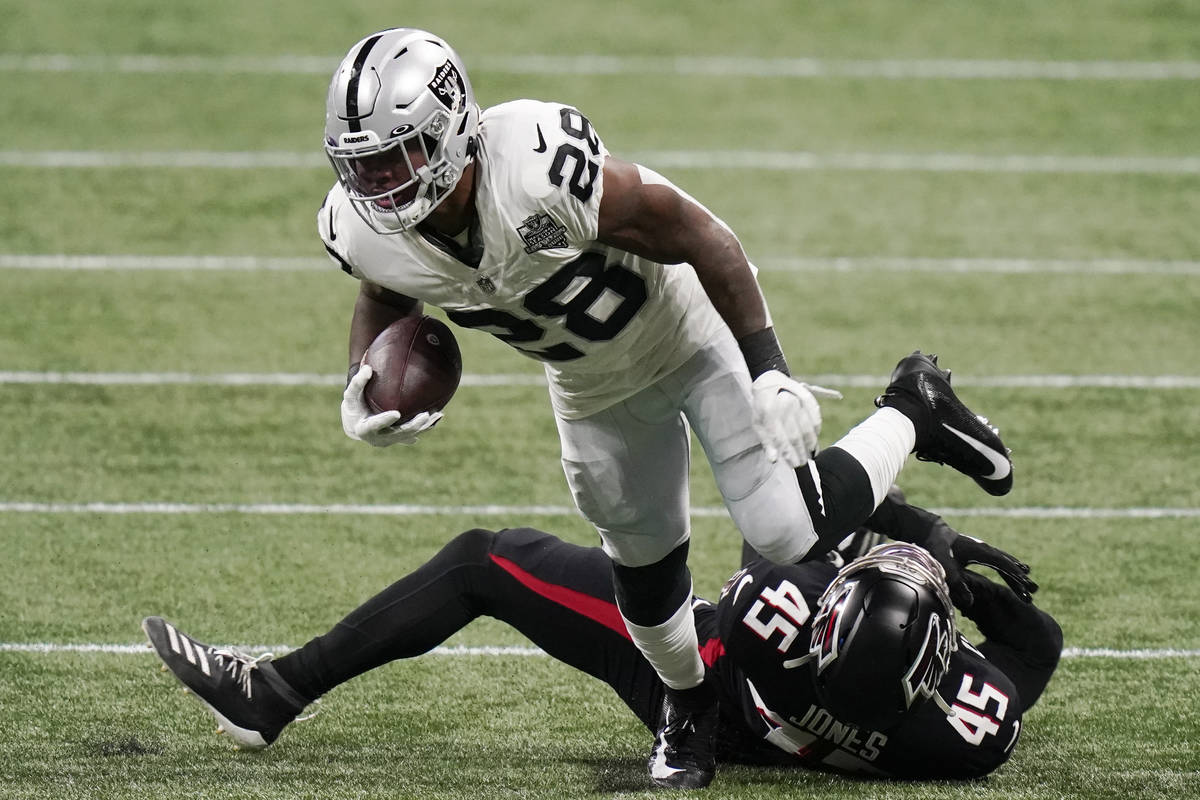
[704,559,1023,778]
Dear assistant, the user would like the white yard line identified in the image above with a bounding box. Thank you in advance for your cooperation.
[0,642,1195,659]
[0,254,330,271]
[760,256,1200,276]
[0,642,548,657]
[6,253,1200,276]
[0,502,1197,520]
[1,371,1197,390]
[0,371,547,387]
[3,53,1200,81]
[4,149,1199,174]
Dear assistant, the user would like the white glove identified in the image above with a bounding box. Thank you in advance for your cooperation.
[750,370,843,468]
[341,364,443,447]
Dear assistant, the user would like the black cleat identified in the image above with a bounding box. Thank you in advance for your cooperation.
[142,616,310,749]
[875,351,1014,496]
[648,686,718,789]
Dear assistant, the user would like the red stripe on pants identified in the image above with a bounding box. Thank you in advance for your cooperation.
[489,552,632,641]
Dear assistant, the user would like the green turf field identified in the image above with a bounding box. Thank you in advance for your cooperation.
[2,1,1198,797]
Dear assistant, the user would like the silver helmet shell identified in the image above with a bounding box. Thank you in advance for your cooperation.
[324,29,480,232]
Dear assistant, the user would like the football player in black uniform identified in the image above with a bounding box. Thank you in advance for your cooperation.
[143,489,1060,785]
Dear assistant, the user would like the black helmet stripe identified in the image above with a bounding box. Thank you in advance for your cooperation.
[345,34,384,132]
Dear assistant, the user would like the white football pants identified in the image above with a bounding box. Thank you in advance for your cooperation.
[556,328,817,568]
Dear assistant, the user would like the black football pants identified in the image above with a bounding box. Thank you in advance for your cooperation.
[273,527,667,730]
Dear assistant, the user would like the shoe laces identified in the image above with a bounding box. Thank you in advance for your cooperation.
[209,647,322,723]
[210,647,274,700]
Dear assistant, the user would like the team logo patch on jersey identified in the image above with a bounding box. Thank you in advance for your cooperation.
[475,276,497,294]
[517,213,569,254]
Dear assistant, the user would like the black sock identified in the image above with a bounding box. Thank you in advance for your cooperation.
[611,541,692,626]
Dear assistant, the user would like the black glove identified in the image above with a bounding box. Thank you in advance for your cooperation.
[949,532,1038,604]
[911,515,1038,610]
[865,488,1037,610]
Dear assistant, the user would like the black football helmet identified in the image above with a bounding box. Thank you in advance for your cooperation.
[807,542,958,730]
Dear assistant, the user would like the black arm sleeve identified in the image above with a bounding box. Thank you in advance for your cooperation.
[862,489,944,543]
[961,571,1064,709]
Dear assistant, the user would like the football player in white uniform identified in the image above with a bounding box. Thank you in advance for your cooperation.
[319,28,1015,789]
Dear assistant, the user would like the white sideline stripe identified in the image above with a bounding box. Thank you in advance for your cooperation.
[1,371,1198,390]
[6,253,1200,276]
[1059,648,1200,659]
[4,149,1200,175]
[0,502,1197,520]
[0,642,1196,659]
[4,53,1200,81]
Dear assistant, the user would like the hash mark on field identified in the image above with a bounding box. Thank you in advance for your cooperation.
[4,149,1200,175]
[3,53,1200,81]
[0,502,1197,520]
[1,642,1195,659]
[1,371,1198,390]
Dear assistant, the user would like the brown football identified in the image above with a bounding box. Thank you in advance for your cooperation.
[361,315,463,422]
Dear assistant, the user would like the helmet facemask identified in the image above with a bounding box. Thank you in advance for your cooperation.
[324,30,479,233]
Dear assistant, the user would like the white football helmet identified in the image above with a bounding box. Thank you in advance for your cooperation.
[324,29,480,233]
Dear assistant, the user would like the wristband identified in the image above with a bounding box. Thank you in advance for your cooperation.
[737,327,790,378]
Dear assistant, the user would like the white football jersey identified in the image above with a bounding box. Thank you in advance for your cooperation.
[318,98,726,419]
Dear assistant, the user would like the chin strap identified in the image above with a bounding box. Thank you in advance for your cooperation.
[781,653,815,670]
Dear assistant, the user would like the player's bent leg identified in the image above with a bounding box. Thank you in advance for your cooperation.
[720,446,880,565]
[484,527,666,731]
[555,399,691,564]
[146,528,507,748]
[680,332,864,565]
[148,528,667,750]
[270,527,504,701]
[721,452,817,563]
[555,371,719,788]
[488,528,718,789]
[612,544,718,790]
